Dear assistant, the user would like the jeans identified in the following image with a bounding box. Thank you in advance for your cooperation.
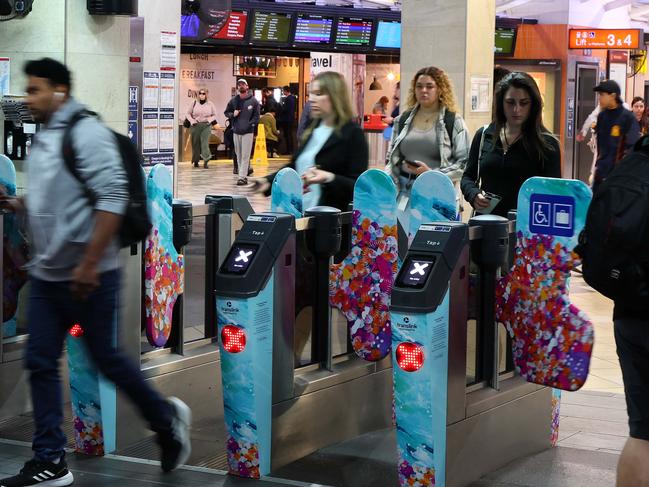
[26,270,173,462]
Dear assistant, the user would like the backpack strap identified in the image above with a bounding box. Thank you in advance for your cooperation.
[443,110,455,150]
[397,109,412,137]
[61,109,98,205]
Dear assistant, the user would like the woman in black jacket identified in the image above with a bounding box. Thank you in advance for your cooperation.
[252,71,369,211]
[461,72,561,217]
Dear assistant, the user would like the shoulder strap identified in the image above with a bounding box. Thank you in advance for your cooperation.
[62,109,98,203]
[397,109,412,136]
[476,124,491,185]
[443,110,455,149]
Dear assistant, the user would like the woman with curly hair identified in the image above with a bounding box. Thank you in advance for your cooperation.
[385,66,470,214]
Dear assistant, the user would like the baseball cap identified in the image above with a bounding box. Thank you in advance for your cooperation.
[593,80,621,95]
[237,78,248,86]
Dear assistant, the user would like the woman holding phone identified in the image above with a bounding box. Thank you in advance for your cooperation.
[461,72,561,217]
[385,66,470,213]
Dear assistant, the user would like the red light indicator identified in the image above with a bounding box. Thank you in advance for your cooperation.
[69,323,84,338]
[221,325,246,353]
[396,342,424,372]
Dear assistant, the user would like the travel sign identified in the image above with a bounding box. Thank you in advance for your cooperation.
[569,29,641,49]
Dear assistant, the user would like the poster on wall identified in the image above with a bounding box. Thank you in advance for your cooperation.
[142,113,159,153]
[0,58,9,96]
[143,72,160,112]
[158,114,175,152]
[159,73,175,111]
[470,75,490,112]
[160,31,178,71]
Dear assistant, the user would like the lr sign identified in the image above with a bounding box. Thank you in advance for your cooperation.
[569,29,641,49]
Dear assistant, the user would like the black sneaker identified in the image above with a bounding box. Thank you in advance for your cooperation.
[0,458,74,486]
[247,167,254,176]
[236,178,248,186]
[158,396,192,472]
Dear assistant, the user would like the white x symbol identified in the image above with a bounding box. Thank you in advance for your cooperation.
[235,250,253,263]
[410,262,429,276]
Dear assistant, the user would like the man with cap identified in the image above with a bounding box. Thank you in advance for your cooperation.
[592,79,639,192]
[224,79,260,185]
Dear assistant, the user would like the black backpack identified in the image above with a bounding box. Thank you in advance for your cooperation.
[62,110,151,248]
[575,150,649,304]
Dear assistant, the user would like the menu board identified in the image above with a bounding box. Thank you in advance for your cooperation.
[208,10,248,41]
[294,14,334,45]
[251,11,292,43]
[375,20,400,49]
[335,17,373,47]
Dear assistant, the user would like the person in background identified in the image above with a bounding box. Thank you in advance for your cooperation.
[383,81,400,126]
[259,108,280,158]
[251,71,368,211]
[372,96,390,115]
[493,66,511,89]
[386,66,470,217]
[186,89,218,168]
[591,80,639,193]
[461,72,561,217]
[261,86,279,115]
[224,78,260,186]
[631,96,649,136]
[0,58,192,487]
[278,85,297,155]
[296,100,312,141]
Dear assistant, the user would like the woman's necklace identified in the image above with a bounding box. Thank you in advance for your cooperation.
[416,109,438,127]
[502,126,521,155]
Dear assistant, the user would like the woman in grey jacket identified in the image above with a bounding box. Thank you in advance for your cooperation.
[385,66,470,216]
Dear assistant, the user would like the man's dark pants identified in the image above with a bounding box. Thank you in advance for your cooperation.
[26,269,173,462]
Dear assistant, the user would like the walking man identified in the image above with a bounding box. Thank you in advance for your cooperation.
[591,80,639,192]
[224,78,260,185]
[0,58,191,487]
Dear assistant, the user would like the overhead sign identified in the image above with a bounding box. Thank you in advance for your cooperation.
[569,29,641,49]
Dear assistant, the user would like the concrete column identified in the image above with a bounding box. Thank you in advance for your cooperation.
[401,0,496,133]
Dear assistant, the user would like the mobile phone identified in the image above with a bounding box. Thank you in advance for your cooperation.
[405,160,422,168]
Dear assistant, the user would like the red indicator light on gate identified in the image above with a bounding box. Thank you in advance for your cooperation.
[396,342,424,372]
[221,325,246,353]
[69,323,84,338]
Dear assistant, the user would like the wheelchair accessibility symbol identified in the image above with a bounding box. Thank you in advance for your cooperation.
[533,202,551,227]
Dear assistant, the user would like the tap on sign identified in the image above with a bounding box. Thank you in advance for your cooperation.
[569,29,641,49]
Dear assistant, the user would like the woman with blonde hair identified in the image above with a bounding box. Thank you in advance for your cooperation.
[252,71,368,211]
[386,66,470,213]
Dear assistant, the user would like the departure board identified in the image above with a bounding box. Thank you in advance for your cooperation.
[375,20,401,49]
[335,17,373,47]
[208,10,248,41]
[251,11,292,43]
[294,14,334,45]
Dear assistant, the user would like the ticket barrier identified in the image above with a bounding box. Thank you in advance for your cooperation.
[391,218,552,487]
[214,213,296,477]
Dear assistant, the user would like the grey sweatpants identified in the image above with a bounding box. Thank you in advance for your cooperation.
[234,133,254,178]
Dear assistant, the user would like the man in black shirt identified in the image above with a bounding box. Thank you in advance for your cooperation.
[278,85,297,155]
[592,80,639,193]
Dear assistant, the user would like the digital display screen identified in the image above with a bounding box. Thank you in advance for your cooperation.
[375,20,401,49]
[221,244,259,275]
[251,11,292,43]
[207,10,248,40]
[494,27,516,55]
[294,14,334,45]
[396,257,436,289]
[181,14,200,39]
[335,17,373,47]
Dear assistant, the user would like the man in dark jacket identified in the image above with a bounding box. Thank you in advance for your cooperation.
[224,78,260,185]
[278,85,297,155]
[261,87,279,115]
[592,80,639,193]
